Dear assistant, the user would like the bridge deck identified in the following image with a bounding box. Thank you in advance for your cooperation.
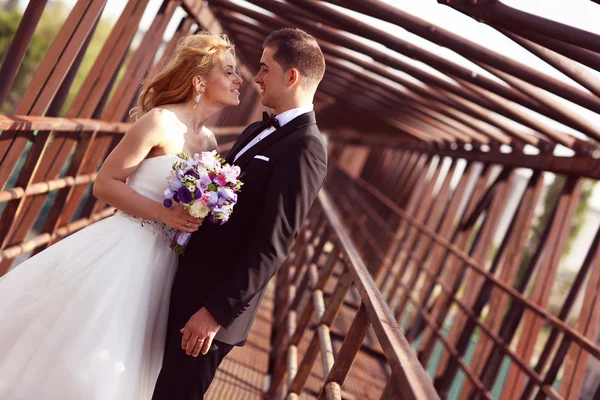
[205,288,273,399]
[205,281,390,400]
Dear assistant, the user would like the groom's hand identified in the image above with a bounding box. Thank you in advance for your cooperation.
[180,307,221,357]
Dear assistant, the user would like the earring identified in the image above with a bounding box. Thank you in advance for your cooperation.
[193,92,202,109]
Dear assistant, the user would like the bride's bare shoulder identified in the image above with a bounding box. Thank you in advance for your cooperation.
[128,108,184,141]
[202,125,214,137]
[201,126,218,151]
[134,108,182,129]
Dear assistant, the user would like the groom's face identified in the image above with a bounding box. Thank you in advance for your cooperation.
[254,46,286,109]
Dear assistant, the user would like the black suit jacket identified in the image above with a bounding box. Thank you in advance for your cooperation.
[169,111,327,346]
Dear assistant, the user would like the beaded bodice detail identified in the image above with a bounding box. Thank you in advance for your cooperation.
[115,155,178,243]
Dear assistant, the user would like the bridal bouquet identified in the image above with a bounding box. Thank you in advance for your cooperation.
[163,151,243,254]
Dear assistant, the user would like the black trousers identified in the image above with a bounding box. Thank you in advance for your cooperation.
[152,332,233,400]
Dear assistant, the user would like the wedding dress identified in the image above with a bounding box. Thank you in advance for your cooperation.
[0,155,180,400]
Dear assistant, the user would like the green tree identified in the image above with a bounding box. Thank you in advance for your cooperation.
[0,3,67,113]
[0,2,116,115]
[61,16,116,114]
[516,174,596,289]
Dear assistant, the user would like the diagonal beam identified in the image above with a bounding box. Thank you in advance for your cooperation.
[442,0,600,53]
[213,8,520,148]
[210,0,596,149]
[231,35,434,142]
[501,30,600,98]
[322,0,600,114]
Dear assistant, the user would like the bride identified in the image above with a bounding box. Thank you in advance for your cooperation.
[0,32,242,399]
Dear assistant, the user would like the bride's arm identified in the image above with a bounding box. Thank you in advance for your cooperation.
[93,110,200,233]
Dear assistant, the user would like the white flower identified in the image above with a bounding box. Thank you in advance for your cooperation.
[221,164,241,183]
[188,201,210,218]
[222,204,233,216]
[197,166,209,178]
[200,150,220,171]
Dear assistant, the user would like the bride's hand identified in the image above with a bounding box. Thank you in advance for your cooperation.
[158,205,203,233]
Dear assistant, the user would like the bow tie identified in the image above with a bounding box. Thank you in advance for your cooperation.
[262,111,280,129]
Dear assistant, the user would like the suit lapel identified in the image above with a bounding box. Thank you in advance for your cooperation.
[226,121,265,164]
[234,112,316,169]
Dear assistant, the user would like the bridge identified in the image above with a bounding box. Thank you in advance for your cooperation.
[1,1,600,399]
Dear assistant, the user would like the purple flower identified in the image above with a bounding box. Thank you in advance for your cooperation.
[173,192,179,203]
[178,187,193,204]
[218,188,234,201]
[208,191,219,205]
[185,169,200,179]
[163,199,173,208]
[194,189,201,199]
[170,179,182,191]
[176,231,191,245]
[164,188,176,199]
[197,176,211,191]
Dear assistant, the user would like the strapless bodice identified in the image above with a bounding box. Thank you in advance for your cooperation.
[116,155,179,242]
[125,155,178,202]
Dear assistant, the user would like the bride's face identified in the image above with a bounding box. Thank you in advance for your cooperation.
[202,51,243,107]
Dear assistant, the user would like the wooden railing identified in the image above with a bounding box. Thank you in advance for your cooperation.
[0,115,239,273]
[0,0,260,275]
[325,149,600,400]
[266,190,439,400]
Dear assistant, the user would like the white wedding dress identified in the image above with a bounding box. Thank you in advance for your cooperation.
[0,155,179,400]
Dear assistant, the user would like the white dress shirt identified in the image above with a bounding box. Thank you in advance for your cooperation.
[234,104,314,162]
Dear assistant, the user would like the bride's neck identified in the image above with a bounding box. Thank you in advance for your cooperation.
[176,100,221,134]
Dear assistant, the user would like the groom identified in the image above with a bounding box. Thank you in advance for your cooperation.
[152,28,328,399]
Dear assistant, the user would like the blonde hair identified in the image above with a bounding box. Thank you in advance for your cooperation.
[131,32,235,118]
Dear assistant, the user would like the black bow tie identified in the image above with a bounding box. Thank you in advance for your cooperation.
[262,111,280,129]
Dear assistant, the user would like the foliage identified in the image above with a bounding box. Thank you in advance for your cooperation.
[0,4,67,113]
[515,174,596,290]
[0,2,120,115]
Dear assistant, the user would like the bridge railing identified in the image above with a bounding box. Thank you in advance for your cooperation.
[326,146,600,400]
[266,189,439,400]
[0,1,260,276]
[0,114,240,275]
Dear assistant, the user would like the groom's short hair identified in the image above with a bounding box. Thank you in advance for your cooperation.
[264,28,325,89]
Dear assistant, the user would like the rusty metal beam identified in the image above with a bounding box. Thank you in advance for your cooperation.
[480,64,600,148]
[0,114,129,132]
[507,28,600,73]
[0,0,49,108]
[0,0,107,265]
[212,0,598,150]
[322,0,600,115]
[319,78,435,142]
[215,9,525,149]
[501,29,600,98]
[323,63,456,143]
[329,136,600,180]
[318,190,440,400]
[443,0,600,53]
[0,208,114,265]
[225,34,423,141]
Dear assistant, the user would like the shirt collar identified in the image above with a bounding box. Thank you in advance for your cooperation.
[274,104,314,128]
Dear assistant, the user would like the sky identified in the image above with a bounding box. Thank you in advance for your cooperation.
[17,0,600,205]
